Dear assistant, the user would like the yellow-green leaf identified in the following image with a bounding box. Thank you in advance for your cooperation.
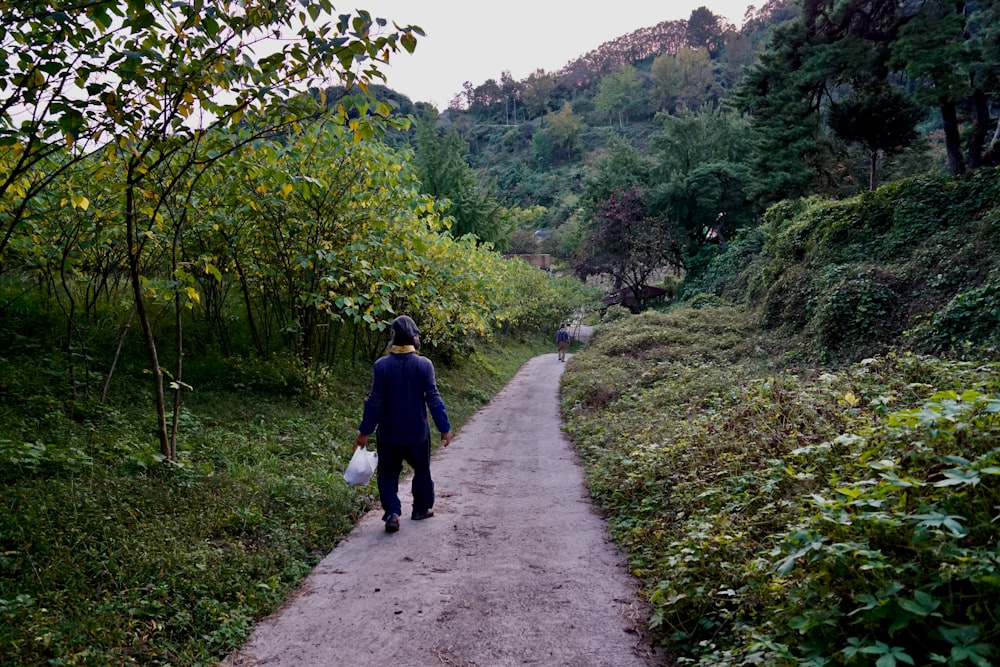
[71,194,90,211]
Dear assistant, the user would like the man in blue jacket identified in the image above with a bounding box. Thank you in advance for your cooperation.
[354,315,452,533]
[556,323,571,362]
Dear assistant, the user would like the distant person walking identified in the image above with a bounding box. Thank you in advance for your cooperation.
[354,315,452,533]
[556,323,571,362]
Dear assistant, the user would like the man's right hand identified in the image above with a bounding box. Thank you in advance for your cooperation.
[440,431,452,448]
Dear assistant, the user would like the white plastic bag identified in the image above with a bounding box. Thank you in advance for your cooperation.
[343,447,377,486]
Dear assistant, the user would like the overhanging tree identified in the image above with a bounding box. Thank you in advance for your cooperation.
[649,107,755,254]
[890,0,999,173]
[732,19,837,204]
[3,0,422,461]
[735,0,999,192]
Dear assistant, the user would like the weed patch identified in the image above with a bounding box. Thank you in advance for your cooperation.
[562,310,1000,665]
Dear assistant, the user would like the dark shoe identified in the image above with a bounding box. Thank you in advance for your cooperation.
[385,513,400,532]
[411,510,434,521]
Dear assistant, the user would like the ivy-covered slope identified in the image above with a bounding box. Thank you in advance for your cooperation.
[686,167,1000,363]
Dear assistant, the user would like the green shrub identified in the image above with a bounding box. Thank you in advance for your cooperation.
[659,274,683,300]
[755,383,1000,667]
[810,265,905,358]
[681,227,767,302]
[757,264,814,330]
[690,168,1000,362]
[906,273,1000,356]
[685,292,726,309]
[221,351,310,395]
[601,304,632,323]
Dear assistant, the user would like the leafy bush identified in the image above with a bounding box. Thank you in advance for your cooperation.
[659,273,683,300]
[810,265,905,359]
[496,259,601,338]
[601,304,632,323]
[685,292,727,310]
[756,384,1000,667]
[222,351,310,394]
[757,264,814,330]
[681,227,767,301]
[906,273,1000,356]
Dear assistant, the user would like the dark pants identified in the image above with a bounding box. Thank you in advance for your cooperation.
[376,437,434,519]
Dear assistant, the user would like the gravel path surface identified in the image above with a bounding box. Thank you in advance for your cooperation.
[223,336,670,667]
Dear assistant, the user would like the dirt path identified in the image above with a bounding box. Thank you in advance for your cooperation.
[224,335,669,667]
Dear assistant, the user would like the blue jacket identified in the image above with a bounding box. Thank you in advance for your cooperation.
[359,352,450,446]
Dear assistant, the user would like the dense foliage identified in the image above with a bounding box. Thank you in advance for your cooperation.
[562,309,1000,666]
[559,145,1000,665]
[5,1,1000,665]
[686,167,1000,362]
[1,0,600,459]
[546,16,1000,646]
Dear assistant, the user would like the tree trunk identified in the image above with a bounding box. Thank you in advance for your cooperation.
[170,303,181,462]
[222,229,264,355]
[967,88,990,170]
[100,310,134,405]
[984,113,1000,167]
[58,247,80,398]
[941,99,966,175]
[869,150,878,191]
[169,219,183,462]
[125,185,171,461]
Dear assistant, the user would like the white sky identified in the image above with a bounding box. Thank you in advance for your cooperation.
[354,1,757,108]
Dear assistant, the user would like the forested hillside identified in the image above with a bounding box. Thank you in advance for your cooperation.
[396,0,999,350]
